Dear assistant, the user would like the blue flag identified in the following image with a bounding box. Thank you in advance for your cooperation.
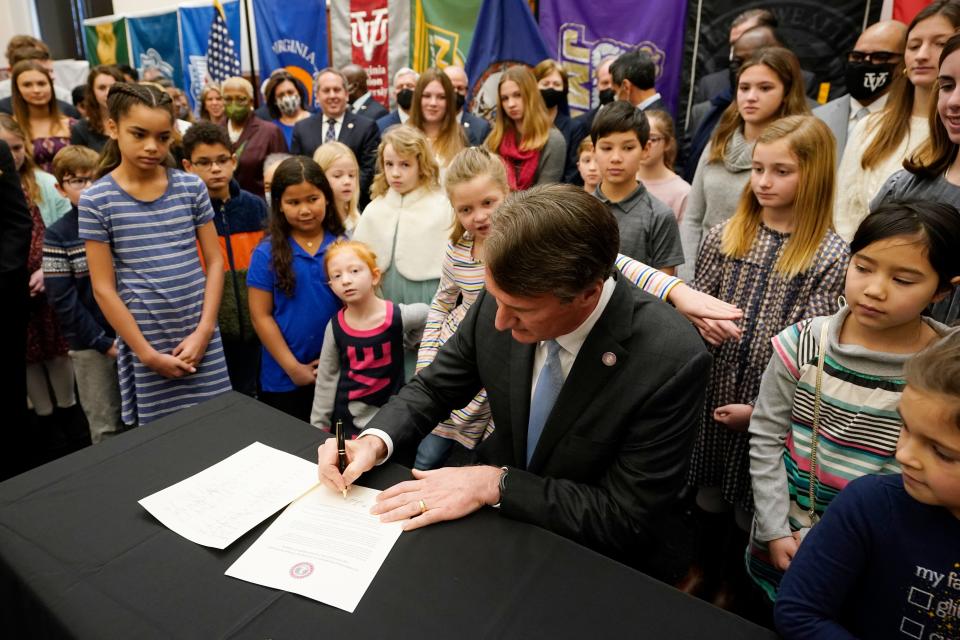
[252,0,329,107]
[463,0,550,111]
[127,10,182,86]
[180,1,242,112]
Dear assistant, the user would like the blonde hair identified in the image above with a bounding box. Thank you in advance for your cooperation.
[199,83,223,121]
[370,125,440,199]
[221,76,253,97]
[314,141,360,229]
[721,115,836,278]
[577,137,594,156]
[484,66,551,153]
[445,146,509,243]
[51,145,99,185]
[409,68,466,165]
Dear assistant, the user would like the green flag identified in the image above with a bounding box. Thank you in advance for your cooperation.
[410,0,482,72]
[83,17,130,67]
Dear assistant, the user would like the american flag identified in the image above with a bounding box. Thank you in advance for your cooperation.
[206,0,241,83]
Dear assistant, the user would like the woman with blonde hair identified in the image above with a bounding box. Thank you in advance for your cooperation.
[313,141,360,234]
[199,83,225,125]
[834,0,960,241]
[409,68,467,169]
[484,65,566,190]
[680,46,810,280]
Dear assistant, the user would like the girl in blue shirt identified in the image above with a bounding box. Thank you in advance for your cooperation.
[248,156,345,421]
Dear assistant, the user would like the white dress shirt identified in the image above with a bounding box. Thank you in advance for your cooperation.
[351,91,373,114]
[637,92,663,111]
[323,113,345,141]
[847,94,888,138]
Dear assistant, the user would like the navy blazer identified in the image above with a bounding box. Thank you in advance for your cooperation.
[368,276,711,581]
[461,111,491,146]
[376,109,403,134]
[0,96,79,119]
[354,97,388,122]
[291,111,380,208]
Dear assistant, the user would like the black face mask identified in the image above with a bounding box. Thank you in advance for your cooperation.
[456,92,466,110]
[397,88,414,110]
[845,62,896,102]
[729,61,741,95]
[540,87,565,109]
[598,88,616,105]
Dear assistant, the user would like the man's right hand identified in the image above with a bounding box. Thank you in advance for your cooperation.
[317,435,386,494]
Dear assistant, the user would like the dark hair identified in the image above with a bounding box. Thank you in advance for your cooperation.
[590,99,650,146]
[11,60,62,140]
[117,64,138,81]
[96,82,175,178]
[485,184,619,300]
[82,65,125,135]
[905,33,960,178]
[610,50,656,90]
[732,8,778,30]
[182,120,232,159]
[268,156,346,296]
[72,85,86,107]
[264,71,308,119]
[854,200,960,293]
[904,331,960,428]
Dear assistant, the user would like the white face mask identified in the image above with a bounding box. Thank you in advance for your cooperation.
[264,191,271,208]
[277,93,301,116]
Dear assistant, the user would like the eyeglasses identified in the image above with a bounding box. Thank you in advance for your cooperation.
[64,176,93,188]
[191,156,233,170]
[847,50,902,65]
[648,135,665,144]
[222,96,250,105]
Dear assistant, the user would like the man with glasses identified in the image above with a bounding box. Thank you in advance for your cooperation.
[814,20,907,161]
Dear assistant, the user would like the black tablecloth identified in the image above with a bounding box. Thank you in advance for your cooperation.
[0,392,777,639]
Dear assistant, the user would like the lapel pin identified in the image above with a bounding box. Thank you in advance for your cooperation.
[464,121,471,128]
[602,352,617,366]
[347,122,354,129]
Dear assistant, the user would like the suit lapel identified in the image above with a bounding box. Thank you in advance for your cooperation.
[527,279,634,472]
[338,113,355,146]
[509,339,535,468]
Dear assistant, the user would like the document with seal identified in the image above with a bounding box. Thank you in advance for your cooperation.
[225,484,403,613]
[138,442,318,549]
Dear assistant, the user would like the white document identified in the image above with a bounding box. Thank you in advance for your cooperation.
[138,442,319,549]
[225,484,403,613]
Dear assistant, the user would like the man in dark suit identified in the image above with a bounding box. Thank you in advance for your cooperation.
[612,50,666,113]
[443,65,492,146]
[291,68,380,208]
[320,185,711,581]
[0,140,34,480]
[343,63,389,122]
[376,67,418,134]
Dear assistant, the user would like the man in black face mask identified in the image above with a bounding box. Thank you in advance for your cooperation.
[375,67,418,134]
[813,20,907,161]
[442,65,491,146]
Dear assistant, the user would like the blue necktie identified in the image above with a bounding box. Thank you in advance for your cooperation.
[527,340,563,465]
[324,118,337,143]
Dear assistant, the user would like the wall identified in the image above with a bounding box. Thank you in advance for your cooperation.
[0,1,39,65]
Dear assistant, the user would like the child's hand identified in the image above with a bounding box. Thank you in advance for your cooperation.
[173,330,212,368]
[28,269,44,296]
[145,351,196,378]
[713,403,753,431]
[288,359,319,387]
[769,534,802,571]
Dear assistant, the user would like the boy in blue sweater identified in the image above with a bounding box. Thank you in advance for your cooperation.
[42,146,126,443]
[775,331,960,640]
[182,122,268,396]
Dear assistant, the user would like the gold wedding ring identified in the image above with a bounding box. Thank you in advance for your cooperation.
[418,499,428,514]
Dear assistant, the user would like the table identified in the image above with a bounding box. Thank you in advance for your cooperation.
[0,392,777,639]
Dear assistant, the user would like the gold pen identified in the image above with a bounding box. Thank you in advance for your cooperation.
[336,419,348,498]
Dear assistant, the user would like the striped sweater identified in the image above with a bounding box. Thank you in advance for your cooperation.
[746,306,953,599]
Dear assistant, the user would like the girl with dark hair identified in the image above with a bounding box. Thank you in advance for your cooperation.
[835,0,960,241]
[247,156,346,421]
[70,65,124,152]
[11,60,74,172]
[681,47,810,280]
[263,71,310,149]
[747,200,960,604]
[79,82,232,426]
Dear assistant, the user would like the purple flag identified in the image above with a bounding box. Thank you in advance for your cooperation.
[538,0,687,115]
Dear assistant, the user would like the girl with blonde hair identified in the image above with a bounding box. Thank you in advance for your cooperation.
[409,68,467,168]
[313,141,360,234]
[484,65,566,190]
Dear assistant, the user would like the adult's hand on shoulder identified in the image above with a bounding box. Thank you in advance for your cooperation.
[371,466,501,531]
[317,435,384,494]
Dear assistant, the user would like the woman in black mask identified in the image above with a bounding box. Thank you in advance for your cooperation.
[534,59,586,184]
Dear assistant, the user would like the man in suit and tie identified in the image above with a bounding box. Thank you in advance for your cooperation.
[342,63,389,122]
[376,67,419,134]
[813,20,906,161]
[319,184,711,582]
[443,65,492,146]
[291,68,380,208]
[611,50,666,113]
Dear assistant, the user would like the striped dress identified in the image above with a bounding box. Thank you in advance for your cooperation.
[416,234,684,449]
[745,307,954,600]
[78,170,232,425]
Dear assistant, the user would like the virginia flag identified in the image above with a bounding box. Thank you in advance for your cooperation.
[180,0,242,112]
[83,16,130,66]
[463,0,550,114]
[253,0,329,106]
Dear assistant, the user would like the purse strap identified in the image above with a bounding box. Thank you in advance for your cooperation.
[806,318,831,524]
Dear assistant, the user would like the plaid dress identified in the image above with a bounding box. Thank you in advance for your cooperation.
[688,221,849,511]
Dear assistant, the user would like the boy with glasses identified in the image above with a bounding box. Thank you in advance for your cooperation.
[42,145,127,442]
[182,122,268,396]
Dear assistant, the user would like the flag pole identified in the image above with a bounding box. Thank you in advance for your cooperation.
[242,0,259,107]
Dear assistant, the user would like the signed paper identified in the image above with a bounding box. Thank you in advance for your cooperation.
[225,484,403,613]
[138,442,318,549]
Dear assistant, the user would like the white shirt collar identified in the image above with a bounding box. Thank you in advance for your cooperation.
[352,92,372,112]
[324,112,345,125]
[399,109,410,124]
[637,92,662,111]
[551,277,616,358]
[849,94,888,121]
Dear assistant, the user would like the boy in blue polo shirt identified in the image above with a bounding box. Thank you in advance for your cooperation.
[182,122,268,397]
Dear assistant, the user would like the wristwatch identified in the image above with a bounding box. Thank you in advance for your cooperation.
[493,466,508,509]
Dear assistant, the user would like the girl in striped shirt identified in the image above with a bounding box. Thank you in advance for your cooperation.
[81,83,232,426]
[747,200,960,602]
[414,147,745,469]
